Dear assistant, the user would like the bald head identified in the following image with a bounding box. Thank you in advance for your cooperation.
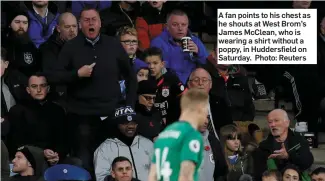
[188,68,212,93]
[58,12,77,26]
[267,109,290,139]
[57,12,78,41]
[268,109,290,122]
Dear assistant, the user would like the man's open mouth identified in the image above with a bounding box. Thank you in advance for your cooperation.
[89,28,95,32]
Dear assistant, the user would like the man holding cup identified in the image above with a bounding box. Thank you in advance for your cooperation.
[151,9,208,84]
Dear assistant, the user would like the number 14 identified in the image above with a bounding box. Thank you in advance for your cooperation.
[155,147,173,181]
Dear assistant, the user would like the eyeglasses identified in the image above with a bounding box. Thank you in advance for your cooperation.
[142,95,156,101]
[189,78,211,85]
[121,40,138,45]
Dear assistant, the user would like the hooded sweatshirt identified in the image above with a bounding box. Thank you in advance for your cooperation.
[94,135,153,181]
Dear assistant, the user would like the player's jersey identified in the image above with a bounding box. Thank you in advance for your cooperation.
[152,121,204,181]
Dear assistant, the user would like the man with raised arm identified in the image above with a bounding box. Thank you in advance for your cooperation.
[148,88,209,181]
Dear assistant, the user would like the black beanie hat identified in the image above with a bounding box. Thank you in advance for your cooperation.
[7,10,30,28]
[137,79,157,95]
[17,145,44,175]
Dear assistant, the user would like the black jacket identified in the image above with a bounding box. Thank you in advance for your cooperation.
[2,33,41,78]
[52,33,137,116]
[203,60,255,121]
[100,1,140,36]
[135,103,162,141]
[39,31,65,74]
[209,95,233,133]
[259,129,314,173]
[7,99,67,160]
[39,31,67,101]
[1,69,28,139]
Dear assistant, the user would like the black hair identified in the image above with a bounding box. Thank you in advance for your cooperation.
[281,164,302,181]
[1,47,8,62]
[28,72,48,86]
[111,156,132,170]
[143,47,163,62]
[311,167,325,176]
[262,170,282,181]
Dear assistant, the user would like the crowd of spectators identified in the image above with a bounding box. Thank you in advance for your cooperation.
[1,1,325,181]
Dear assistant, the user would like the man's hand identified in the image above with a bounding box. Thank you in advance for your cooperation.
[44,149,59,165]
[77,63,96,77]
[1,117,4,123]
[188,40,198,54]
[268,143,289,160]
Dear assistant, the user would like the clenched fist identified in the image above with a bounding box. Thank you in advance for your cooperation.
[78,63,96,77]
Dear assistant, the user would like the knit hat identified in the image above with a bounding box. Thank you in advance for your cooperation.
[137,79,157,95]
[7,10,30,28]
[17,145,46,176]
[114,106,140,124]
[133,59,148,73]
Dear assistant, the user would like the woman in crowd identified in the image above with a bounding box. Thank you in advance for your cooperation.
[220,124,255,181]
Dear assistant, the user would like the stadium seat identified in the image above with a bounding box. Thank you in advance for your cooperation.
[44,164,91,181]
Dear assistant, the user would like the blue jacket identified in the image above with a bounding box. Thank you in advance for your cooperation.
[150,29,208,84]
[71,1,112,18]
[23,2,60,48]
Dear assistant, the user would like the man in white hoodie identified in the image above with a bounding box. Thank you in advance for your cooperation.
[94,107,154,181]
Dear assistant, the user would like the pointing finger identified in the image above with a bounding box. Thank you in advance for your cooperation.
[89,63,96,68]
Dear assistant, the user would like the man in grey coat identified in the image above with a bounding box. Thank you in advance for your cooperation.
[94,107,154,181]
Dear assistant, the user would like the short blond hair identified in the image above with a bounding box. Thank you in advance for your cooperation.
[181,88,209,111]
[117,26,137,37]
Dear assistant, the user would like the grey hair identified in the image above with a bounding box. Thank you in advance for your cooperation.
[166,9,188,24]
[188,68,212,81]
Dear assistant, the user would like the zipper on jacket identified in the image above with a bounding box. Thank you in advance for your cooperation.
[128,146,138,179]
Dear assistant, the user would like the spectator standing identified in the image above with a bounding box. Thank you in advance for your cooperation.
[136,1,169,51]
[71,1,112,18]
[143,47,186,126]
[104,156,140,181]
[7,73,67,165]
[136,79,162,141]
[40,12,78,103]
[258,109,314,175]
[52,7,137,174]
[150,9,208,84]
[187,68,233,133]
[10,146,47,181]
[117,26,147,102]
[21,1,60,48]
[94,110,153,181]
[100,1,140,36]
[198,117,228,181]
[117,26,147,73]
[203,48,255,121]
[2,10,41,78]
